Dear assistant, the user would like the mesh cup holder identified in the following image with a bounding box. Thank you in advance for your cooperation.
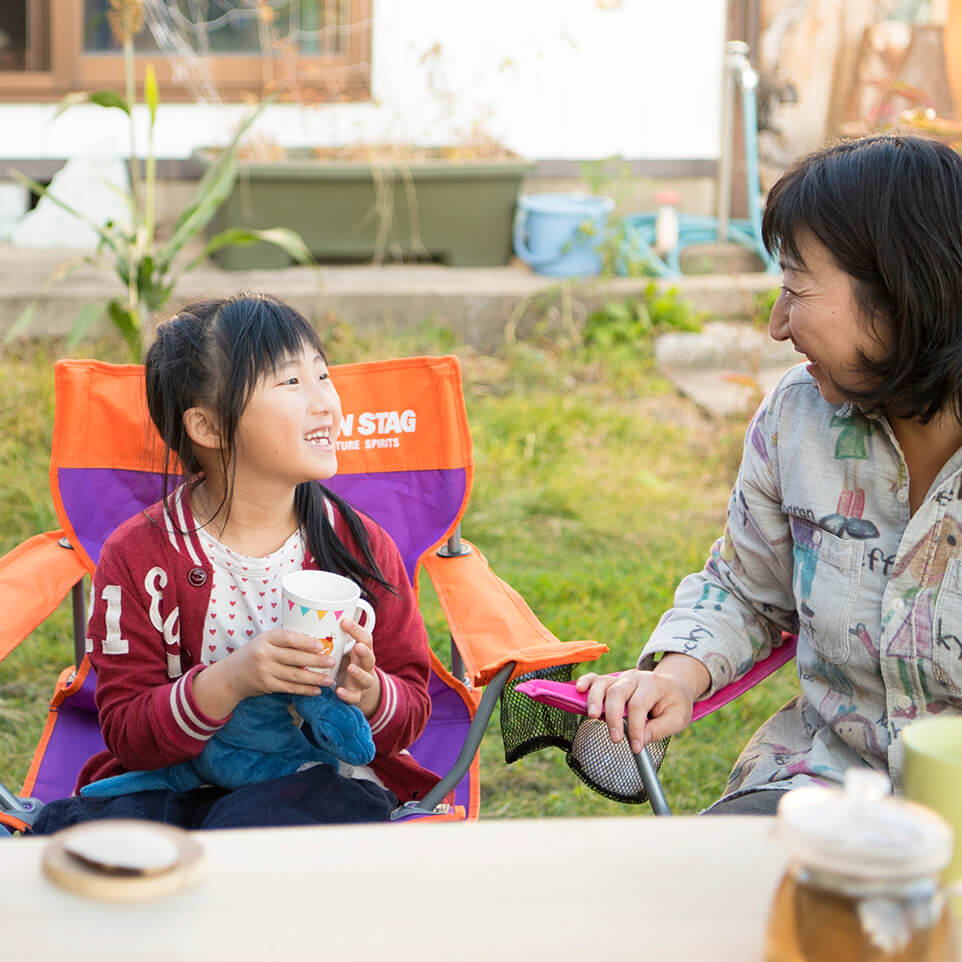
[500,666,670,806]
[501,664,580,763]
[568,718,670,805]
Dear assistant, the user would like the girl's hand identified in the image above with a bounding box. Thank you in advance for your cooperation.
[335,618,381,719]
[195,628,335,719]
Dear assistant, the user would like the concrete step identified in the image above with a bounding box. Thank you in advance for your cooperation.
[0,244,780,353]
[655,321,804,417]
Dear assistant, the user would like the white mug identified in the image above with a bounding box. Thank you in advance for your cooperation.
[281,570,376,679]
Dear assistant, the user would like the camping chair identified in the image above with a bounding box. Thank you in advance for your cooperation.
[0,356,608,831]
[510,634,799,815]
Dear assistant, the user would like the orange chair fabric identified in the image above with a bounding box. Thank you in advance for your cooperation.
[0,531,87,660]
[424,541,608,687]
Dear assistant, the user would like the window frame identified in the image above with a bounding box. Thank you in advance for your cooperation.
[0,0,372,103]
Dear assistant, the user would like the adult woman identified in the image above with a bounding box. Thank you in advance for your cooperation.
[578,134,962,813]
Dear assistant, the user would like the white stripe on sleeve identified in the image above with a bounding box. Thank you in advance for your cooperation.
[368,670,397,736]
[168,675,217,742]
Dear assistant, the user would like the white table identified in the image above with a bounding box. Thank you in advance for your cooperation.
[3,816,791,961]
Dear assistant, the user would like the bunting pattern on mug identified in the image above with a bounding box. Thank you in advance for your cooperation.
[286,600,346,622]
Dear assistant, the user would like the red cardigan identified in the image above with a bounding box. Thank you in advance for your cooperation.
[77,486,440,803]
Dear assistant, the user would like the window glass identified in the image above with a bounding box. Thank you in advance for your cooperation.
[0,1,368,102]
[0,0,49,71]
[82,1,341,56]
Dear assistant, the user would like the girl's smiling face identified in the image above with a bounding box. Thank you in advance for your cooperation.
[234,342,342,490]
[769,232,888,404]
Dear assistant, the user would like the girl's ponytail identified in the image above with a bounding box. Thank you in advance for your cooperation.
[294,481,396,597]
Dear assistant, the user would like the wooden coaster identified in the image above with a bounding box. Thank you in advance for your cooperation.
[42,820,205,902]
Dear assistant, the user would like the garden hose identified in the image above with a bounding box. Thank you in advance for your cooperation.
[617,45,780,279]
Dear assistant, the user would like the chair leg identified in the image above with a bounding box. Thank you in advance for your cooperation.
[0,781,44,830]
[392,661,515,819]
[70,575,86,670]
[626,722,672,816]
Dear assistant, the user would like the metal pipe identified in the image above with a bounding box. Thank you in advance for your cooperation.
[717,40,754,242]
[58,536,87,668]
[716,43,738,241]
[0,781,42,827]
[627,721,672,816]
[450,635,465,684]
[437,524,471,558]
[72,578,86,669]
[398,661,515,817]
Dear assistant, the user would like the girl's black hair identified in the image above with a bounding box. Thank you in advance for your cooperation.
[762,133,962,423]
[144,292,394,594]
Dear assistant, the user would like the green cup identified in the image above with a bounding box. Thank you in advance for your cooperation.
[903,716,962,918]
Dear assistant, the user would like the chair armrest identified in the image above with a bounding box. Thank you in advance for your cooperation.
[0,530,88,661]
[515,634,799,723]
[421,539,608,688]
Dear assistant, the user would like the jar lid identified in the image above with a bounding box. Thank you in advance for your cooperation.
[776,769,954,881]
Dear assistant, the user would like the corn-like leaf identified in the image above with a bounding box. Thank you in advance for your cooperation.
[184,227,314,272]
[52,90,130,121]
[144,66,159,127]
[249,228,313,263]
[107,300,139,334]
[159,159,239,268]
[2,254,100,344]
[3,300,39,344]
[159,98,274,266]
[107,300,143,361]
[89,90,131,113]
[65,302,108,350]
[50,253,100,283]
[103,177,138,219]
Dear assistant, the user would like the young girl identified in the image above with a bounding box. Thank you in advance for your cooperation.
[33,293,439,831]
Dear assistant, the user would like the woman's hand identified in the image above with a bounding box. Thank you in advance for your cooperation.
[334,618,382,719]
[194,628,335,719]
[575,653,711,753]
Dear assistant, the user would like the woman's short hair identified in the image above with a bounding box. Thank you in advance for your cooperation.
[762,134,962,423]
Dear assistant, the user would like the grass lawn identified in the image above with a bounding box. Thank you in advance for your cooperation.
[0,322,800,818]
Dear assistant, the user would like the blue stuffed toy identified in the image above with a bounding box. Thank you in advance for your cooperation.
[80,688,375,798]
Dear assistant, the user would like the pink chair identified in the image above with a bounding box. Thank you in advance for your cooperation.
[511,635,798,814]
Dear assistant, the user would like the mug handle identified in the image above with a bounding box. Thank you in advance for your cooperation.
[342,599,376,654]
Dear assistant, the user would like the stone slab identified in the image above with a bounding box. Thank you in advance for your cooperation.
[659,364,803,418]
[655,320,802,370]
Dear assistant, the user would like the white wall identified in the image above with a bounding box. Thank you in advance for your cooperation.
[0,0,725,162]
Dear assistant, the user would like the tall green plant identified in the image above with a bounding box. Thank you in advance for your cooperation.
[5,5,311,359]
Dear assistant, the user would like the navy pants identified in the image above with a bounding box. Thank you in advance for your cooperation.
[30,764,397,833]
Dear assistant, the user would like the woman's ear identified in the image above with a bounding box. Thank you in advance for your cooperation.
[183,407,222,450]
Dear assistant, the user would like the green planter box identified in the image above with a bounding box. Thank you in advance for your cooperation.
[198,150,533,269]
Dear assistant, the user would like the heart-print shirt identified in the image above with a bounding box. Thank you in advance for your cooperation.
[198,528,304,665]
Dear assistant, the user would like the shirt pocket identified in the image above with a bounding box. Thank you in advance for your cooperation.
[790,515,863,664]
[931,558,962,695]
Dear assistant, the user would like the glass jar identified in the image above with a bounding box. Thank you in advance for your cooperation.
[765,769,958,962]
